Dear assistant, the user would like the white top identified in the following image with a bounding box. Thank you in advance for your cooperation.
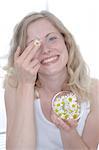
[34,98,90,150]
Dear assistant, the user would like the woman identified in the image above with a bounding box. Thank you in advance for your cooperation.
[4,11,99,150]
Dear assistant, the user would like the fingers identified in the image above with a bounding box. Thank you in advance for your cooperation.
[51,112,70,130]
[28,59,40,68]
[66,119,78,128]
[28,59,40,74]
[57,117,71,131]
[21,41,40,60]
[24,45,40,64]
[51,111,78,131]
[30,63,40,75]
[14,46,21,60]
[14,41,40,63]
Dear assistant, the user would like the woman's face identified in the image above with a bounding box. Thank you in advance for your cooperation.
[26,18,68,76]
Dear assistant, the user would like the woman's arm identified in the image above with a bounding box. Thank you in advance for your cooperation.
[61,79,99,150]
[51,79,99,150]
[5,80,36,150]
[81,79,99,149]
[5,42,40,150]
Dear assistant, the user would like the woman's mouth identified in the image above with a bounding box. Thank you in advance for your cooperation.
[41,55,59,65]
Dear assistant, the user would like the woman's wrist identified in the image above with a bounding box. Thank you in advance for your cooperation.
[60,129,89,150]
[16,82,35,103]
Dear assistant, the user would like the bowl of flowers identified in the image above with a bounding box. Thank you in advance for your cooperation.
[52,91,81,120]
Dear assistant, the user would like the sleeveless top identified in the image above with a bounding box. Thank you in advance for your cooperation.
[34,98,90,150]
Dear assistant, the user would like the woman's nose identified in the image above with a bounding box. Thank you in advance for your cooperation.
[40,40,51,54]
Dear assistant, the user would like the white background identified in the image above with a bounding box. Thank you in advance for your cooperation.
[0,0,99,149]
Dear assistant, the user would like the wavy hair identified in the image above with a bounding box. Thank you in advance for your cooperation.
[4,10,92,101]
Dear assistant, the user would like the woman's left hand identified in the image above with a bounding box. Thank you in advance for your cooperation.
[50,110,78,131]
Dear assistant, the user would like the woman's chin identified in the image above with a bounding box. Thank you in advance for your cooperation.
[38,65,66,76]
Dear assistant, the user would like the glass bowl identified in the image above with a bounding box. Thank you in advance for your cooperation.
[52,91,81,120]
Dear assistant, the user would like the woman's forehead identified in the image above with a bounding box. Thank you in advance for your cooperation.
[26,18,60,38]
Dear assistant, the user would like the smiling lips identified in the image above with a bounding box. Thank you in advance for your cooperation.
[41,55,59,65]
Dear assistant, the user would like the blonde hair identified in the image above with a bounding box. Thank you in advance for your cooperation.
[4,10,92,101]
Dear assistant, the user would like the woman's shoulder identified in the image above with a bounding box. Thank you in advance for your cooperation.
[90,78,99,108]
[90,78,99,88]
[90,78,99,98]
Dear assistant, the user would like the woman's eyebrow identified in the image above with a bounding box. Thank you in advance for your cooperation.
[45,32,59,37]
[45,32,55,37]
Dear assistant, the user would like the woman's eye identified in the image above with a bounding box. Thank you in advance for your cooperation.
[48,36,57,41]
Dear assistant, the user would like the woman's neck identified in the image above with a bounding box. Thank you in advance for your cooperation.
[38,68,69,95]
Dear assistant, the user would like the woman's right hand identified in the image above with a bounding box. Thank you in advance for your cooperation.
[14,41,41,86]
